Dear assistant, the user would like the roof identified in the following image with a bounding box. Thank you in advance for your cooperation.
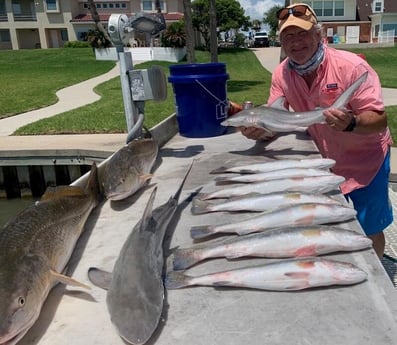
[70,12,184,23]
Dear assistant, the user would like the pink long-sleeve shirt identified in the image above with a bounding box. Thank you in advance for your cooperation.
[268,45,392,194]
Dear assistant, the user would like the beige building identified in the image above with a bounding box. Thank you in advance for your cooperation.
[0,0,183,50]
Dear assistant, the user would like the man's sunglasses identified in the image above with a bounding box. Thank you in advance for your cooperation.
[277,4,317,21]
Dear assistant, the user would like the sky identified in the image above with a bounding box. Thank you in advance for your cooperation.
[238,0,285,21]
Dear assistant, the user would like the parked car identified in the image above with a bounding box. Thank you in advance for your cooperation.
[253,32,269,48]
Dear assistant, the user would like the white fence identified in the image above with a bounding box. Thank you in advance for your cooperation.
[379,30,395,43]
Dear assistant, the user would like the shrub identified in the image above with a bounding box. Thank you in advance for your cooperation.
[63,41,91,48]
[161,20,186,48]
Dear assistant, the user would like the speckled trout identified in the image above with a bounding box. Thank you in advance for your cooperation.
[210,158,335,174]
[220,72,368,132]
[173,226,372,270]
[191,191,342,215]
[214,167,334,185]
[165,257,367,291]
[190,202,357,239]
[88,163,192,345]
[0,164,99,345]
[198,174,345,200]
[100,138,158,201]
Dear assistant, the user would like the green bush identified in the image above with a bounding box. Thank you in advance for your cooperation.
[63,41,91,48]
[161,20,186,48]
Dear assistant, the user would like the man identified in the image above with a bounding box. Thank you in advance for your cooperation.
[241,3,393,259]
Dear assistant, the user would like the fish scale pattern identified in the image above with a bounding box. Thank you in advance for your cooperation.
[381,186,397,288]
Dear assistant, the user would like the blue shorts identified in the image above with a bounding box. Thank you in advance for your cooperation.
[345,150,393,236]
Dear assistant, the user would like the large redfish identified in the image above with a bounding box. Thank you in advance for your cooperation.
[0,164,99,345]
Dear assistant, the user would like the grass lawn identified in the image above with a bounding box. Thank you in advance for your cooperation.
[1,46,397,142]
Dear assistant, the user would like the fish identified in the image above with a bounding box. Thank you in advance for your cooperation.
[190,202,357,239]
[100,138,158,201]
[173,226,372,270]
[191,191,343,215]
[210,157,335,174]
[87,162,192,345]
[214,167,334,185]
[220,71,368,132]
[198,174,345,200]
[165,257,367,291]
[0,163,100,345]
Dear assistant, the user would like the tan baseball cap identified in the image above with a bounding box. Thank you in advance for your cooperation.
[278,3,318,34]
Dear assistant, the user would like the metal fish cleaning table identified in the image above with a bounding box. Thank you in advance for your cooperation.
[19,130,397,345]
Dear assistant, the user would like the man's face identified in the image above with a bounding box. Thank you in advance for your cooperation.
[280,26,322,65]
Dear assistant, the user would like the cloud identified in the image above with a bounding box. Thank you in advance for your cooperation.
[238,0,285,20]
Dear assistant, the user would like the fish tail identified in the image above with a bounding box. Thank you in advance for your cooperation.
[214,176,234,185]
[196,192,211,201]
[165,270,193,289]
[173,248,201,270]
[190,225,215,239]
[210,166,228,174]
[191,198,211,215]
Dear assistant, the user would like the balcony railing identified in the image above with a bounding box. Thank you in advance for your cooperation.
[13,12,37,21]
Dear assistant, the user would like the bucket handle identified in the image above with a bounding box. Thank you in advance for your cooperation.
[195,79,228,106]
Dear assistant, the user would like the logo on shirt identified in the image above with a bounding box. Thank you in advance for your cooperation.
[326,83,338,90]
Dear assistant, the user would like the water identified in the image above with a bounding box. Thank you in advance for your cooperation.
[0,197,36,228]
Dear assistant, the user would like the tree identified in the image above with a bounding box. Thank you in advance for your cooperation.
[183,0,196,63]
[263,4,283,37]
[251,19,262,33]
[192,0,250,50]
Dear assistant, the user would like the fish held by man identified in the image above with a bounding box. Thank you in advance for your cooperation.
[173,226,372,270]
[87,163,192,345]
[210,157,335,174]
[100,138,158,201]
[191,191,342,215]
[198,174,345,200]
[166,257,367,291]
[0,163,100,345]
[190,202,357,239]
[220,71,368,132]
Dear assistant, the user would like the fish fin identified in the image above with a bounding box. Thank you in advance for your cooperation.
[210,166,228,174]
[87,267,112,290]
[165,271,192,289]
[191,198,211,215]
[85,162,101,205]
[50,269,91,290]
[284,272,311,279]
[173,248,201,270]
[173,161,194,202]
[139,173,154,183]
[140,186,157,230]
[294,245,318,257]
[190,225,214,239]
[269,96,287,111]
[41,186,85,201]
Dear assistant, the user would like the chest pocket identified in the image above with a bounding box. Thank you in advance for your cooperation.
[319,85,342,108]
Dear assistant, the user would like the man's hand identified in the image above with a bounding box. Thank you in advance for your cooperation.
[240,126,275,141]
[323,108,355,131]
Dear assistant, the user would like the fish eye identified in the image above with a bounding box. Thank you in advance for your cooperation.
[17,297,26,307]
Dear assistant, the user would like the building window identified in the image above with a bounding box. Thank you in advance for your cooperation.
[334,1,344,16]
[141,1,165,12]
[302,0,344,17]
[60,29,68,41]
[0,29,11,42]
[373,1,383,13]
[45,0,59,12]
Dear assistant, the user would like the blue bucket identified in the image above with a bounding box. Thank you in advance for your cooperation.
[168,63,229,138]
